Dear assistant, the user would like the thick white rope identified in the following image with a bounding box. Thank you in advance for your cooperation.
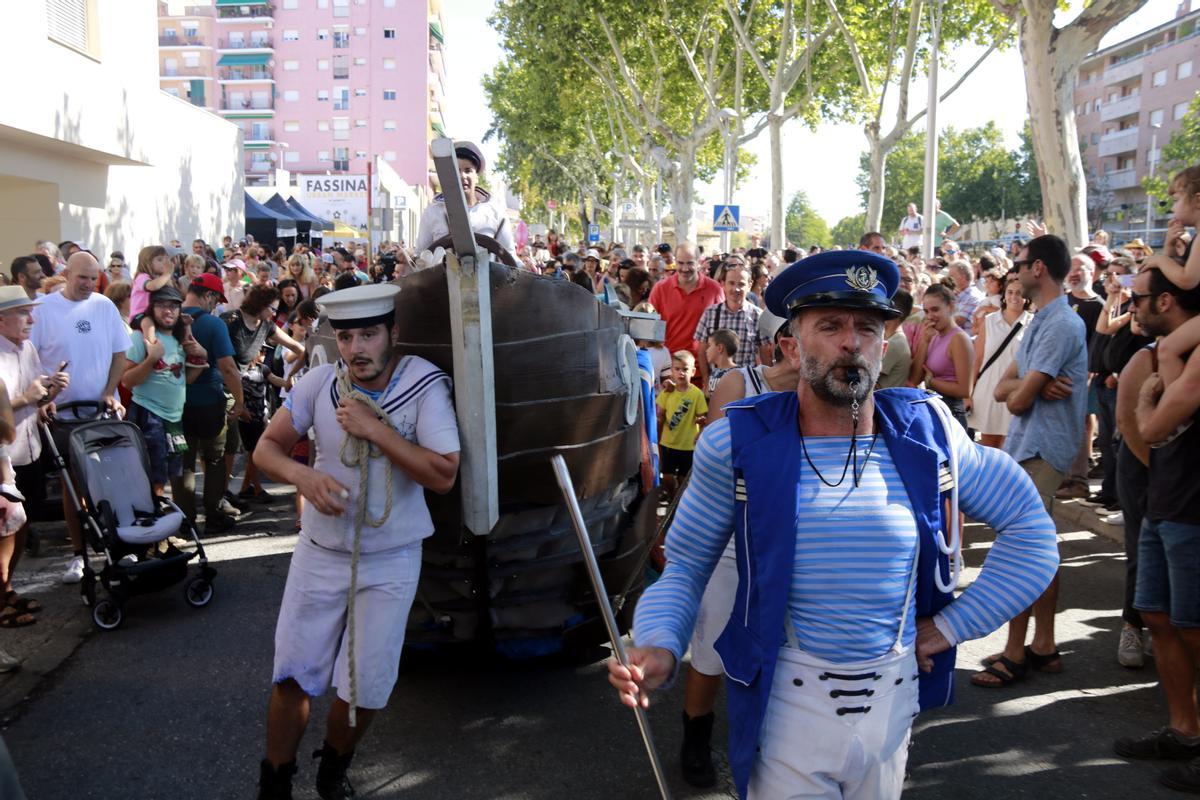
[335,363,395,726]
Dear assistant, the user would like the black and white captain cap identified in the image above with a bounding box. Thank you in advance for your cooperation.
[316,283,400,330]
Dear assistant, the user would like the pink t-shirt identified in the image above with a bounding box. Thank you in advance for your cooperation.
[130,272,152,317]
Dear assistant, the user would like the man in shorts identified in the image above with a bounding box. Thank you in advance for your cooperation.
[253,284,460,800]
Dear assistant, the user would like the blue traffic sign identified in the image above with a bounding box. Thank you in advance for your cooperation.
[713,204,740,232]
[587,224,601,243]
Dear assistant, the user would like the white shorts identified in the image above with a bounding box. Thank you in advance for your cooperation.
[272,535,421,709]
[689,547,738,676]
[748,646,919,800]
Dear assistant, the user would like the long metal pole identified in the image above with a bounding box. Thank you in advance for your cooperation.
[550,455,672,800]
[1146,128,1160,242]
[920,0,942,259]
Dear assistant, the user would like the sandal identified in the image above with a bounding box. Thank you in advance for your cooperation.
[1025,644,1063,673]
[0,607,35,628]
[970,655,1028,688]
[4,592,40,614]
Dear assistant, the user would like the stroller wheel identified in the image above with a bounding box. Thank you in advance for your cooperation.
[91,598,123,631]
[184,577,214,608]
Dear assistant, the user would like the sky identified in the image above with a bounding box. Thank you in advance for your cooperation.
[442,0,1189,228]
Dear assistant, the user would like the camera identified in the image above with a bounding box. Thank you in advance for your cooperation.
[379,251,398,281]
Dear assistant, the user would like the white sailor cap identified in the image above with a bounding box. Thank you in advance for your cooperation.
[316,283,400,330]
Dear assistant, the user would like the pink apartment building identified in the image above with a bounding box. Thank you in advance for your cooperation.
[159,0,447,197]
[1074,1,1200,239]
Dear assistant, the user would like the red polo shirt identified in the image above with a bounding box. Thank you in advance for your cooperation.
[649,273,724,357]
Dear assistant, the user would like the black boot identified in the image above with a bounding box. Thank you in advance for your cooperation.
[313,741,356,800]
[257,759,296,800]
[680,711,717,788]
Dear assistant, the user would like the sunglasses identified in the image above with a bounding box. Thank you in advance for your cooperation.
[1128,290,1152,305]
[1011,259,1032,270]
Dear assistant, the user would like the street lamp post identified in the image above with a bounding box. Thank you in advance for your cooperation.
[1146,122,1162,243]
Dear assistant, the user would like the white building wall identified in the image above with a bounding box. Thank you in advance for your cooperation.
[0,0,242,260]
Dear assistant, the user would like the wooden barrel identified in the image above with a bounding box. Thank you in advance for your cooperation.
[314,264,654,657]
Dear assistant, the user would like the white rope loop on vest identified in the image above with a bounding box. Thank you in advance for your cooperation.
[335,361,397,726]
[927,398,963,594]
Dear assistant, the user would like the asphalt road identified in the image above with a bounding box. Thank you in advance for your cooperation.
[0,492,1188,800]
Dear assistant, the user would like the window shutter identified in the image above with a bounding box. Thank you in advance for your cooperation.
[46,0,89,52]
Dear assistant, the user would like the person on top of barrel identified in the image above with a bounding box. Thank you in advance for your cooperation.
[608,250,1060,799]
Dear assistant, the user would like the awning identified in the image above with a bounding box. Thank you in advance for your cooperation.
[216,0,268,5]
[218,53,271,66]
[429,21,444,44]
[431,120,446,138]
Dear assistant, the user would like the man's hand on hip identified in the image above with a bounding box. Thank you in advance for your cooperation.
[916,617,951,673]
[607,646,676,709]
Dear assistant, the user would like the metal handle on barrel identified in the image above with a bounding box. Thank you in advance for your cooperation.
[550,455,672,800]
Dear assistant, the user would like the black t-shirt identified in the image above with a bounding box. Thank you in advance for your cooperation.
[1067,292,1103,353]
[221,310,276,419]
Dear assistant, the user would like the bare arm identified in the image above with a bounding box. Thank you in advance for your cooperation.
[1096,289,1130,335]
[1139,348,1200,444]
[927,333,973,399]
[1003,368,1056,416]
[707,369,747,424]
[145,272,172,292]
[1117,348,1153,466]
[253,408,348,516]
[972,323,987,381]
[267,326,304,357]
[122,336,163,389]
[103,352,127,410]
[0,379,14,444]
[216,355,246,415]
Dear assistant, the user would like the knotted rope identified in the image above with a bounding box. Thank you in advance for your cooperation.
[335,363,395,726]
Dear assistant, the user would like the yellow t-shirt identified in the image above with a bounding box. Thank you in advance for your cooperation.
[657,384,707,451]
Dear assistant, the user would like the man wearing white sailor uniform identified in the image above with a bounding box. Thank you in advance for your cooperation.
[253,283,460,800]
[608,250,1060,799]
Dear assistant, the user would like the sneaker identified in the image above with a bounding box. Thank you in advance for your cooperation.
[217,497,243,517]
[1104,510,1125,526]
[1055,481,1090,500]
[1160,760,1200,793]
[205,512,237,535]
[0,648,18,674]
[222,491,249,513]
[1115,727,1200,760]
[1118,626,1145,668]
[61,555,85,584]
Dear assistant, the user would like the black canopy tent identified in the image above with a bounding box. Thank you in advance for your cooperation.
[286,197,334,232]
[244,193,297,250]
[264,194,314,245]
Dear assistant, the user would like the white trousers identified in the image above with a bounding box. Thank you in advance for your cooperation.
[272,535,421,709]
[689,548,738,675]
[748,646,919,800]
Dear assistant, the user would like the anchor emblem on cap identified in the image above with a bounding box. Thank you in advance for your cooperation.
[845,266,880,292]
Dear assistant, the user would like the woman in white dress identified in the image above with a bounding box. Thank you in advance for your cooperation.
[969,275,1032,448]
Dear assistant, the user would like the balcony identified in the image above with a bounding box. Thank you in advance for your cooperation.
[248,160,273,174]
[218,68,273,81]
[1103,168,1139,190]
[1100,94,1141,122]
[217,4,273,21]
[220,96,274,111]
[1098,127,1140,157]
[161,66,210,77]
[244,126,275,142]
[1103,56,1145,85]
[219,37,273,50]
[161,5,214,17]
[159,34,207,47]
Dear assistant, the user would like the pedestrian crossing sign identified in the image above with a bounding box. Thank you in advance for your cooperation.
[713,204,740,232]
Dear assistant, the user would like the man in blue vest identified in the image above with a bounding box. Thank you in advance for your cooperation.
[609,250,1060,798]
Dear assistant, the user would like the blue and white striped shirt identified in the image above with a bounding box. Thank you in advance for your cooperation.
[634,409,1060,665]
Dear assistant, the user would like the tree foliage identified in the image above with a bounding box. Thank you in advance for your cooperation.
[856,122,1042,231]
[1143,94,1200,202]
[785,191,832,249]
[830,213,868,247]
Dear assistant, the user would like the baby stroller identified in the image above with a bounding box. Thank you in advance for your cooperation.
[41,402,216,631]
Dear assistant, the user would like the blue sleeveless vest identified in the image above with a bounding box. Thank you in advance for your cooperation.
[715,388,957,798]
